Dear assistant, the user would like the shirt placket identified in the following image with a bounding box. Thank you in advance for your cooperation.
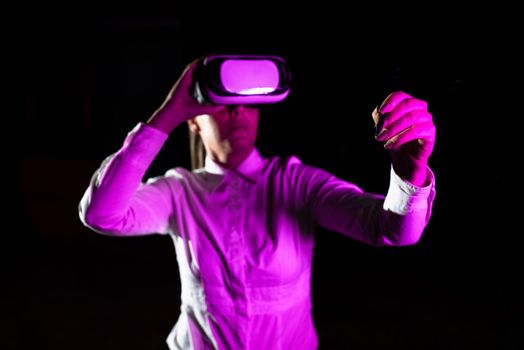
[228,174,244,266]
[226,174,250,346]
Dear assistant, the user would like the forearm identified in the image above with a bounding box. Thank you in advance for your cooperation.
[391,153,430,187]
[380,165,435,246]
[146,107,184,134]
[313,169,435,247]
[79,123,168,233]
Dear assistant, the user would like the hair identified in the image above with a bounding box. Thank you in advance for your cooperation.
[189,125,205,170]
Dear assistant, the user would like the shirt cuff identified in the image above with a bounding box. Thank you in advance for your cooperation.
[383,164,435,215]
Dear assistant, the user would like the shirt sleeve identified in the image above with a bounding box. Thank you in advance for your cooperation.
[78,122,175,236]
[291,158,436,247]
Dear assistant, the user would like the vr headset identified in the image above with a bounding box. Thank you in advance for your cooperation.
[193,54,291,105]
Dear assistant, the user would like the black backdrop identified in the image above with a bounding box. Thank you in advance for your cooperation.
[9,1,524,349]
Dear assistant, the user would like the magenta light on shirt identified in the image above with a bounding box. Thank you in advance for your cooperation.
[79,123,436,350]
[220,59,279,95]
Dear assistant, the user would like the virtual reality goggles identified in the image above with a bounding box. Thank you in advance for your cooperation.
[193,54,291,105]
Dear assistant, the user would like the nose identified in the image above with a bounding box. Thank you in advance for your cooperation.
[228,105,246,120]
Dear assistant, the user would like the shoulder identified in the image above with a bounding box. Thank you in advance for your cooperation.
[264,153,332,183]
[164,166,193,180]
[260,153,302,177]
[164,166,222,193]
[144,167,193,188]
[264,153,304,169]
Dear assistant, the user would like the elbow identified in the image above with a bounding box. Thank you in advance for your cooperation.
[79,198,99,228]
[381,231,422,247]
[79,191,104,232]
[394,232,423,246]
[379,211,426,247]
[380,222,425,247]
[80,207,100,229]
[79,206,105,232]
[78,190,127,236]
[79,205,124,236]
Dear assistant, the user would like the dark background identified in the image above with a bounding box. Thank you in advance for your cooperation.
[9,1,524,349]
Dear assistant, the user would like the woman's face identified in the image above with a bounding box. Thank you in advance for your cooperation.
[189,106,259,170]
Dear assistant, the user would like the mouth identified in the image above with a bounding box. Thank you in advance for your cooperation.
[226,137,249,148]
[224,128,249,141]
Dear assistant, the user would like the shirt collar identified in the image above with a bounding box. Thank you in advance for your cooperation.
[204,148,264,183]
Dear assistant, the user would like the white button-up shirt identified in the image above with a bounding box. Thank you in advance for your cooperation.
[79,122,436,349]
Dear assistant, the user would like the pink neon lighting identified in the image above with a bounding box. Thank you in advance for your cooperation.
[220,60,279,95]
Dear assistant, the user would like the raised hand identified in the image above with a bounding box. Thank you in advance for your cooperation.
[373,91,436,186]
[147,58,226,134]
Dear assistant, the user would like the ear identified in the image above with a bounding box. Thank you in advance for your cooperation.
[187,118,201,134]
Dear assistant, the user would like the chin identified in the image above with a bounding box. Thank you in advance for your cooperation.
[224,151,249,169]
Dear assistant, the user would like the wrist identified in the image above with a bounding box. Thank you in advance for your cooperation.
[403,167,429,187]
[146,109,184,134]
[392,157,429,187]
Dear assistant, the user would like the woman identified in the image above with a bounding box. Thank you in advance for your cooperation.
[79,58,436,349]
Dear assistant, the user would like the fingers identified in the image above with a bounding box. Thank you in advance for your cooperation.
[182,57,203,75]
[376,92,428,127]
[378,90,414,114]
[382,122,436,150]
[374,91,435,149]
[375,110,433,142]
[177,61,199,91]
[372,91,420,130]
[372,106,381,125]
